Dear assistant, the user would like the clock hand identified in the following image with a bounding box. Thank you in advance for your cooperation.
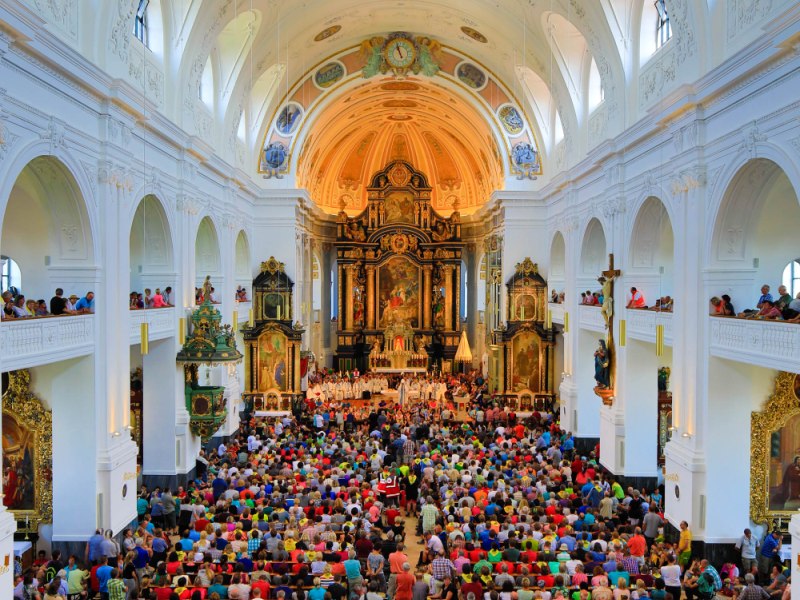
[396,46,404,59]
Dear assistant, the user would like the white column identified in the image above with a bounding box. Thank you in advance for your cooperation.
[790,514,800,600]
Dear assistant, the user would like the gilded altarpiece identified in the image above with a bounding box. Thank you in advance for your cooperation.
[492,259,556,410]
[2,369,53,535]
[241,257,304,412]
[335,161,464,371]
[751,371,800,528]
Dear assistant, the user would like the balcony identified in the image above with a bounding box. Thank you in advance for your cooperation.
[235,302,252,324]
[130,307,176,344]
[626,309,673,346]
[548,302,564,325]
[709,316,800,372]
[579,305,605,332]
[1,314,95,371]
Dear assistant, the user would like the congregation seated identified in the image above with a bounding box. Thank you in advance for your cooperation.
[626,287,646,309]
[581,291,601,306]
[1,287,94,319]
[16,370,787,600]
[236,286,249,302]
[550,290,565,304]
[197,286,221,305]
[736,284,800,321]
[709,295,735,317]
[648,297,673,312]
[130,287,174,310]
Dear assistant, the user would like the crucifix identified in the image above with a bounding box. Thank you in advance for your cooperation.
[594,254,621,402]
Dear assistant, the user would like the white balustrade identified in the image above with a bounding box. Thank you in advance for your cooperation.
[1,315,95,371]
[130,307,176,344]
[579,305,605,332]
[626,309,673,345]
[548,302,564,324]
[709,316,800,372]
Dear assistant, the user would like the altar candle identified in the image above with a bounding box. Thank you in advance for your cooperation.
[521,306,525,320]
[277,305,281,320]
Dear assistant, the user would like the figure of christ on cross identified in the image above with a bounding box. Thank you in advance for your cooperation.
[598,254,621,336]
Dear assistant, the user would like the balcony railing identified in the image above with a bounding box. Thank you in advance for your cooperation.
[579,305,605,332]
[710,316,800,372]
[626,308,673,346]
[1,314,95,371]
[130,307,176,344]
[548,302,564,325]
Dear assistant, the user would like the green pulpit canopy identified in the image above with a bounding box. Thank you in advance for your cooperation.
[176,277,243,365]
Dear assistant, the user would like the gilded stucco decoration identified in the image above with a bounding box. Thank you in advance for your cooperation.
[750,371,800,528]
[2,369,53,533]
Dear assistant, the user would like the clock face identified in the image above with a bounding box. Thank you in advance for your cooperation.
[384,38,416,68]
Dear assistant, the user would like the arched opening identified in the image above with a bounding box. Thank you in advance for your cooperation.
[629,197,675,310]
[549,232,566,302]
[129,194,174,307]
[711,159,800,312]
[235,230,251,300]
[1,156,94,312]
[195,216,221,302]
[580,218,607,276]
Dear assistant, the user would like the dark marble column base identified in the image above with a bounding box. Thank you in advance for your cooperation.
[574,436,599,456]
[141,467,197,491]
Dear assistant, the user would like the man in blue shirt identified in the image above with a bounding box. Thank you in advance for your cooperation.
[75,291,95,314]
[95,556,113,600]
[759,530,782,581]
[85,528,105,565]
[757,285,773,309]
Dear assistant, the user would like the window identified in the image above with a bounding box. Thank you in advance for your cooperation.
[134,0,150,47]
[655,0,672,49]
[1,256,21,295]
[783,260,800,297]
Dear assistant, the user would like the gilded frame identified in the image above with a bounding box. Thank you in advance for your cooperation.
[2,369,53,533]
[750,371,800,526]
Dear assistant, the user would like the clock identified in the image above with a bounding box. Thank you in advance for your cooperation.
[384,37,417,69]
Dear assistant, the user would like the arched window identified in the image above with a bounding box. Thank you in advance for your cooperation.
[783,260,800,297]
[134,0,149,47]
[1,256,21,294]
[655,0,672,49]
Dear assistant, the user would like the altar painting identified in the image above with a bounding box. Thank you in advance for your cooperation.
[3,413,35,510]
[257,330,287,392]
[511,331,540,392]
[2,369,53,532]
[514,293,536,321]
[384,191,415,224]
[379,257,419,328]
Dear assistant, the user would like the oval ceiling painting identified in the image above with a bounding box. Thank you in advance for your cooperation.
[498,104,524,136]
[314,62,345,89]
[456,61,487,90]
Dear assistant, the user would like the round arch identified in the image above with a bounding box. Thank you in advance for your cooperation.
[549,230,567,300]
[0,155,96,302]
[628,196,675,304]
[195,215,222,290]
[579,217,607,275]
[234,229,252,293]
[129,194,175,295]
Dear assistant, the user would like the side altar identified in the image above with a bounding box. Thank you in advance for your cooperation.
[489,258,557,411]
[240,257,305,414]
[335,160,464,372]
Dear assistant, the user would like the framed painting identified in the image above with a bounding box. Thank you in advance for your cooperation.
[751,372,800,526]
[378,256,420,328]
[383,191,415,224]
[510,331,540,393]
[2,369,52,533]
[257,329,288,392]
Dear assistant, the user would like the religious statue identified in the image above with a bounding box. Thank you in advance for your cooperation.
[345,221,366,242]
[203,275,213,302]
[598,274,615,329]
[594,339,611,389]
[432,289,445,328]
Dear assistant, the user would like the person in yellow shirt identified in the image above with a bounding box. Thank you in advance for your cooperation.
[678,521,692,567]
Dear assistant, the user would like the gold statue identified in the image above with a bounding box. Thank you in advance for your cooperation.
[598,274,615,329]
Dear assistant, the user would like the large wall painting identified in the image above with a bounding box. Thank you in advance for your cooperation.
[257,330,287,392]
[379,257,420,328]
[511,331,540,392]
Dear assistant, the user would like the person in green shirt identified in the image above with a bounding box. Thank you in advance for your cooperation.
[107,569,128,600]
[67,567,89,596]
[611,480,625,500]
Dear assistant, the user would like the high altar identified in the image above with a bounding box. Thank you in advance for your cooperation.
[335,160,464,372]
[241,257,305,413]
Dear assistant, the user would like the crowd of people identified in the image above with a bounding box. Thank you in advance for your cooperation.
[2,287,94,320]
[12,371,792,600]
[130,288,174,310]
[726,285,800,322]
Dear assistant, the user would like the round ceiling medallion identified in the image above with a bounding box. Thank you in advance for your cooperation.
[461,26,488,43]
[314,25,341,42]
